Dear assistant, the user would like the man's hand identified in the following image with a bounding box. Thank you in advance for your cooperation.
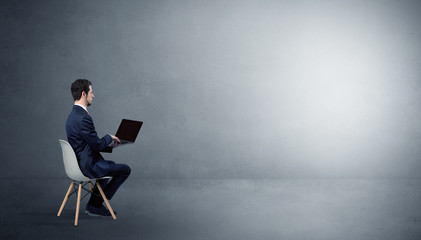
[110,135,121,143]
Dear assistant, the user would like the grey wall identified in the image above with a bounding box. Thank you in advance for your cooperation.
[2,0,421,179]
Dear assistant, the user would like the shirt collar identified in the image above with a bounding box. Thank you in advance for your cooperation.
[74,103,88,113]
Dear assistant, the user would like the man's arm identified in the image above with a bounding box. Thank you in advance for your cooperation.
[80,115,113,152]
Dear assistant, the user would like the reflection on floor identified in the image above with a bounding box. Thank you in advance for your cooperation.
[1,179,421,240]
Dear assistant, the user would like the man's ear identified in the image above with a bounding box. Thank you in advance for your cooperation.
[81,91,87,97]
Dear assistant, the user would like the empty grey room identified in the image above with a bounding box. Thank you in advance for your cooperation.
[1,0,421,239]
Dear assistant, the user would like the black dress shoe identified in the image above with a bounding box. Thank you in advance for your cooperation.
[85,204,116,217]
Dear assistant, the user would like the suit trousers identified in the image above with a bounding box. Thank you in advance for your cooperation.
[88,161,131,207]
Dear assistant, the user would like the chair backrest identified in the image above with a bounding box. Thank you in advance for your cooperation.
[59,139,90,181]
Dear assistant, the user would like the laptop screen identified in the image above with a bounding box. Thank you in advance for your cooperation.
[115,119,143,142]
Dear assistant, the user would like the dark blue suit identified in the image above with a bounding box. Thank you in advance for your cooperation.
[66,105,131,206]
[66,105,112,178]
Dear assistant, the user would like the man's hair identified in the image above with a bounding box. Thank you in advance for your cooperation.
[71,79,92,101]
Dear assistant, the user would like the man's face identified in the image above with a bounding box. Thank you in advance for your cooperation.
[86,85,94,106]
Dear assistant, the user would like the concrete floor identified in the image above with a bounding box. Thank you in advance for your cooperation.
[1,178,421,240]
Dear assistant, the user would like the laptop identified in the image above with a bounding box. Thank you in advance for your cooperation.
[109,119,143,148]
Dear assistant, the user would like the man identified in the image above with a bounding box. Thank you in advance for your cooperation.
[66,79,131,217]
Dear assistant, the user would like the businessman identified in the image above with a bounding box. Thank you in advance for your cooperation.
[66,79,131,217]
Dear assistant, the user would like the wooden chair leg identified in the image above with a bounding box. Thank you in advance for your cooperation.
[89,181,93,192]
[96,182,117,220]
[57,181,74,216]
[74,183,82,226]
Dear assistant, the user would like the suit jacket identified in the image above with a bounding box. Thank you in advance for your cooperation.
[66,105,112,178]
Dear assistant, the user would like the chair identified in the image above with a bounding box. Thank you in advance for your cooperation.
[57,139,116,226]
